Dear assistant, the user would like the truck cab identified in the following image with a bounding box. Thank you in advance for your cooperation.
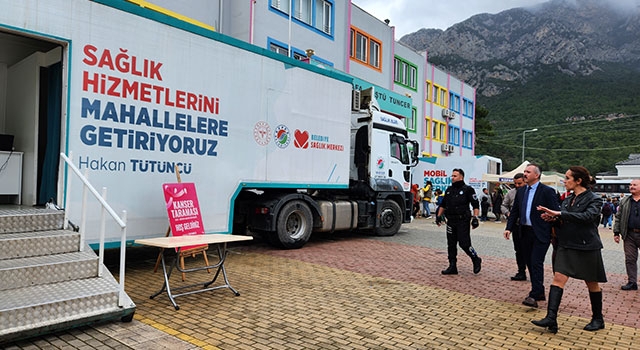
[350,88,419,235]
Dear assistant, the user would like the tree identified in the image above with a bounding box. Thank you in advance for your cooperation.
[474,105,495,151]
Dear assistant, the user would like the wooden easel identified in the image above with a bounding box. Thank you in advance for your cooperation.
[153,165,210,281]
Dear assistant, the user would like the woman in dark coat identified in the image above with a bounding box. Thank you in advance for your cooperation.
[492,187,503,222]
[533,166,606,333]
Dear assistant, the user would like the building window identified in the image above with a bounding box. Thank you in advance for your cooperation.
[295,0,312,24]
[440,88,448,107]
[409,66,417,90]
[449,92,460,113]
[463,98,474,118]
[429,118,446,142]
[462,130,473,149]
[271,0,290,14]
[448,126,460,146]
[406,107,417,132]
[270,0,334,37]
[394,56,418,91]
[432,84,447,107]
[369,40,380,68]
[316,0,332,34]
[270,42,289,56]
[432,85,439,103]
[292,51,307,60]
[350,26,382,71]
[355,32,367,62]
[268,37,333,66]
[426,81,432,102]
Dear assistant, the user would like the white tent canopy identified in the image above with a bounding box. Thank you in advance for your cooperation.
[482,161,564,189]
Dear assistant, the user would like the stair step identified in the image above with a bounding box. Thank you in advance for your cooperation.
[0,277,122,337]
[0,208,64,233]
[0,206,136,343]
[0,230,80,260]
[0,250,98,291]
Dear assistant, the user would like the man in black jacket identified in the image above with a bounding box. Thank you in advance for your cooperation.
[614,178,640,291]
[504,163,560,308]
[501,172,527,281]
[436,168,482,275]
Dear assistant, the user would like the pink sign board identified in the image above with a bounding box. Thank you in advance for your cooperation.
[163,182,206,251]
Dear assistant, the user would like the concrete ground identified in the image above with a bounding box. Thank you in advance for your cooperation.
[4,219,640,349]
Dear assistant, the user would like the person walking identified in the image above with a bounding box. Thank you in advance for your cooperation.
[501,173,527,281]
[492,187,504,222]
[533,166,606,333]
[422,181,433,219]
[435,188,444,208]
[601,197,614,229]
[613,178,640,291]
[433,188,444,222]
[611,197,619,227]
[435,168,482,275]
[411,184,421,218]
[480,188,490,222]
[504,163,560,308]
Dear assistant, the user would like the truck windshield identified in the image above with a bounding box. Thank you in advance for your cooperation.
[390,134,410,164]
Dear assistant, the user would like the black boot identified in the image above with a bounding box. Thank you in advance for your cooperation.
[511,271,527,281]
[465,247,481,274]
[584,291,605,331]
[441,259,458,275]
[532,285,563,333]
[472,257,482,274]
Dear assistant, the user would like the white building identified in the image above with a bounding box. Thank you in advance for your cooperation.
[113,0,479,159]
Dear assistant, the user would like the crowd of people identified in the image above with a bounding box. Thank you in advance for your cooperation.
[413,165,640,334]
[411,181,443,220]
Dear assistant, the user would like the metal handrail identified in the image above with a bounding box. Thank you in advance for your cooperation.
[59,152,128,307]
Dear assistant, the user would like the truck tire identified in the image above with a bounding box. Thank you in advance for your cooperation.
[275,200,313,249]
[375,200,402,236]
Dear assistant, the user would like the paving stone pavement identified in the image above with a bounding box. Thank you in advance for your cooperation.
[3,220,640,349]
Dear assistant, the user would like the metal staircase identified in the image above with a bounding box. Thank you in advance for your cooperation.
[0,207,135,343]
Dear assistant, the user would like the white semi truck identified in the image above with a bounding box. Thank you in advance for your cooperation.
[235,89,419,247]
[0,0,418,248]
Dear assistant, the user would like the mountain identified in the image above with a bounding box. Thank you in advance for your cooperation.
[400,0,640,174]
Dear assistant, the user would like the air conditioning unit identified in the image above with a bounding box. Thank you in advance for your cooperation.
[352,89,361,111]
[441,109,456,120]
[441,143,454,153]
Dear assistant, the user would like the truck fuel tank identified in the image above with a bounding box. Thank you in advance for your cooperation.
[315,200,358,232]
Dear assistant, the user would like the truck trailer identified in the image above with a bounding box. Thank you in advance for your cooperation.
[0,0,418,249]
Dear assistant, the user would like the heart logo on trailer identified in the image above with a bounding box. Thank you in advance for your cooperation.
[294,129,309,149]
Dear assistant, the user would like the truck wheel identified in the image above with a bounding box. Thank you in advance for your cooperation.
[375,200,402,236]
[275,200,313,249]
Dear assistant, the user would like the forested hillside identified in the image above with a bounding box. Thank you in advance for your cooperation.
[400,0,640,173]
[476,63,640,173]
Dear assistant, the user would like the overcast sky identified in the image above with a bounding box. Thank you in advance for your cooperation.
[352,0,551,37]
[353,0,640,37]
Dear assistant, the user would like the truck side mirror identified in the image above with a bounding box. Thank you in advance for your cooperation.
[410,140,420,166]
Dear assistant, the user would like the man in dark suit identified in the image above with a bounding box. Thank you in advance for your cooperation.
[504,163,560,308]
